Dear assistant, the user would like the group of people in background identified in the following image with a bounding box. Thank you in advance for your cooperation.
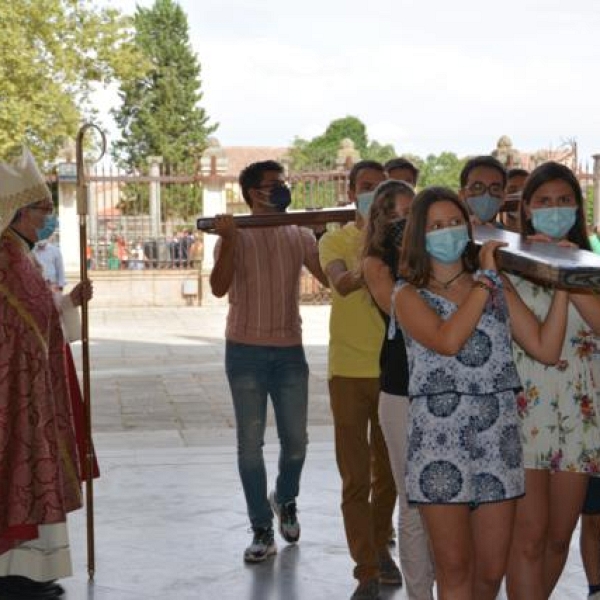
[103,230,204,270]
[211,155,600,600]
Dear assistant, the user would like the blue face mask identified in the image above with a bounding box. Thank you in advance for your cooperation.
[466,194,503,223]
[531,206,577,239]
[356,192,375,217]
[426,225,469,264]
[35,214,58,241]
[268,185,291,212]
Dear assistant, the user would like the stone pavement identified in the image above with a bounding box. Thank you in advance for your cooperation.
[60,305,587,600]
[83,304,332,447]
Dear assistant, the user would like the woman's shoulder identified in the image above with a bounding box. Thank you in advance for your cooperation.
[363,255,387,272]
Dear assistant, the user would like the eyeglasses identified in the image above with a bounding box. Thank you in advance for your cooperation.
[465,182,504,198]
[257,182,286,191]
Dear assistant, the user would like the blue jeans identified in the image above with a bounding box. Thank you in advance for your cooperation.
[225,341,309,529]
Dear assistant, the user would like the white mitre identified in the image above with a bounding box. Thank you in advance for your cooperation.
[0,146,52,233]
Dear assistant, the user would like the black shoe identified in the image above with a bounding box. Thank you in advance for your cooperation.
[378,553,403,586]
[0,576,64,599]
[351,578,381,600]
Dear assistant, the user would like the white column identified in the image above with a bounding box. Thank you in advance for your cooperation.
[202,182,227,272]
[593,154,600,225]
[58,179,80,277]
[148,156,163,238]
[199,139,229,273]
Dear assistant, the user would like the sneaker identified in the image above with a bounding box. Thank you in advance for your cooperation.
[351,578,381,600]
[243,527,276,563]
[387,525,396,547]
[379,553,403,586]
[269,490,300,543]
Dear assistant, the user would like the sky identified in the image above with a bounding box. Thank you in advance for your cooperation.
[96,0,600,166]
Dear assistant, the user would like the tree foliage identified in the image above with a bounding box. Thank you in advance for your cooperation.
[586,185,594,225]
[111,0,216,169]
[0,0,143,161]
[289,116,396,171]
[418,152,467,189]
[363,140,397,165]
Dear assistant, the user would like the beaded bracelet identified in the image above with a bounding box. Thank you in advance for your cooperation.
[472,271,497,295]
[472,280,492,293]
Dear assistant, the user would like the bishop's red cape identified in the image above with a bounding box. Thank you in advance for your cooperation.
[0,228,82,555]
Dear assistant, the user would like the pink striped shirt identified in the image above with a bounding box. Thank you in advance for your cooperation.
[216,226,318,346]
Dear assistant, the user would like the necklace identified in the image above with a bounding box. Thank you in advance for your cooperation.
[430,269,466,289]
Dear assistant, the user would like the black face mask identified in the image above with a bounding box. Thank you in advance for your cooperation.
[384,219,406,248]
[269,185,292,212]
[382,218,406,275]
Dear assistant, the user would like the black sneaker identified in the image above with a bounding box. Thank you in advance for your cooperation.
[269,490,300,543]
[388,525,396,547]
[243,527,277,563]
[351,578,381,600]
[378,552,403,586]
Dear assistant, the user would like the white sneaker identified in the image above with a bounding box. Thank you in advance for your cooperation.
[269,490,300,543]
[243,527,276,563]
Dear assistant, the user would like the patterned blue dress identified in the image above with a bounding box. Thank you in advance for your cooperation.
[393,280,525,505]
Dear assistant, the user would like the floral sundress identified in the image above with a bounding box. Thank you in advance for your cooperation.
[511,276,600,473]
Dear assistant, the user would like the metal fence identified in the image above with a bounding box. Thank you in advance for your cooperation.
[83,163,349,273]
[84,163,207,270]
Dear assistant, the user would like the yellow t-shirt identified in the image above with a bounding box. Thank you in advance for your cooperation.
[319,223,384,378]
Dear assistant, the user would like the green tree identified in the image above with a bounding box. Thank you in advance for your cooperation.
[363,140,397,165]
[0,0,143,161]
[288,116,399,209]
[419,152,467,190]
[586,185,594,225]
[289,116,394,171]
[111,0,216,169]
